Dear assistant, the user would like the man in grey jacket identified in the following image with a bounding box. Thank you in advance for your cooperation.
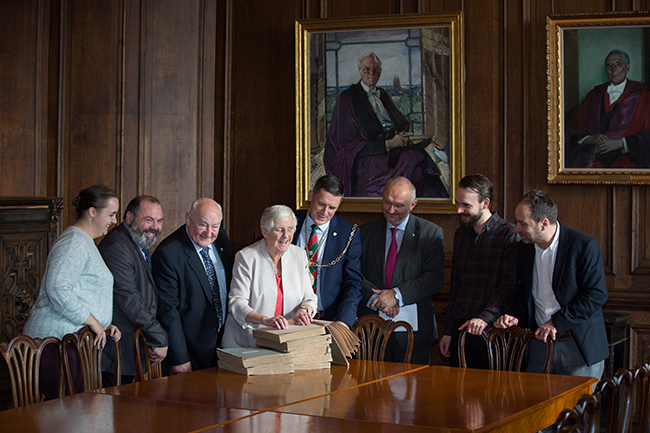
[100,195,168,385]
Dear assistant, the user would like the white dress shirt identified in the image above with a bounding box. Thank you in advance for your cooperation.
[533,223,562,327]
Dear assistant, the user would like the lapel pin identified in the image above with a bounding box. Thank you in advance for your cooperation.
[333,232,337,236]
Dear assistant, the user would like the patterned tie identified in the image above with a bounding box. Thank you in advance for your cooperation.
[385,228,398,288]
[200,247,223,329]
[307,224,318,292]
[143,248,152,270]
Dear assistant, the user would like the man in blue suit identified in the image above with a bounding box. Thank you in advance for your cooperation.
[292,175,363,328]
[495,190,608,379]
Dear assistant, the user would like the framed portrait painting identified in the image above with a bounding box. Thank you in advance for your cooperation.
[548,12,650,184]
[295,13,465,213]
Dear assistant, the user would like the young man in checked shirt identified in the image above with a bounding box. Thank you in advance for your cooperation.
[439,174,520,368]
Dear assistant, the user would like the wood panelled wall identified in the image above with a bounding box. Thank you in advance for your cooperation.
[2,0,650,364]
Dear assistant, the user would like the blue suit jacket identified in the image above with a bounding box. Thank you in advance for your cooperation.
[511,222,609,366]
[292,211,363,327]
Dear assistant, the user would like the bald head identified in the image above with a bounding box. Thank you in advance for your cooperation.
[186,198,223,248]
[382,177,418,226]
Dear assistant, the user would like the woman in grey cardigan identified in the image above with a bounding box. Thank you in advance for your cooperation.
[24,185,122,397]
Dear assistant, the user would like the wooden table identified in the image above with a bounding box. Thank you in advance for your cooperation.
[0,361,594,433]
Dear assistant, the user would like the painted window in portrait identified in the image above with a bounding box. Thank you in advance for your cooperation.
[296,13,465,213]
[548,12,650,184]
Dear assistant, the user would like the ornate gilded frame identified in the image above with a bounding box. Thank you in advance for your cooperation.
[296,13,465,213]
[547,12,650,184]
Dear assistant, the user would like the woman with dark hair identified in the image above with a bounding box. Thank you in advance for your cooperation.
[24,185,122,396]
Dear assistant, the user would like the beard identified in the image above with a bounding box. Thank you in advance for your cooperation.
[126,218,161,249]
[458,211,481,229]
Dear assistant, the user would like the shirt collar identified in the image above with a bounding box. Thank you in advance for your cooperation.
[185,225,212,254]
[608,79,627,93]
[360,81,377,95]
[305,214,331,233]
[388,214,410,232]
[535,221,561,254]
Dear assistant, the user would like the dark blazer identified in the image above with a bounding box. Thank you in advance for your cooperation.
[357,215,444,349]
[152,225,232,370]
[98,223,168,377]
[292,211,363,327]
[511,222,609,366]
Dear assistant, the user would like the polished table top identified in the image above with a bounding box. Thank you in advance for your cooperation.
[0,361,595,433]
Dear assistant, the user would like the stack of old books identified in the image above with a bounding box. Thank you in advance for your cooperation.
[253,323,333,370]
[216,347,294,375]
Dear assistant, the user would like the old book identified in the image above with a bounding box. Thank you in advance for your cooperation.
[255,334,331,352]
[216,347,292,367]
[312,320,361,366]
[252,323,326,343]
[293,361,331,371]
[290,352,333,364]
[218,360,295,376]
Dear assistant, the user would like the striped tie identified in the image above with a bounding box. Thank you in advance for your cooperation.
[307,224,318,292]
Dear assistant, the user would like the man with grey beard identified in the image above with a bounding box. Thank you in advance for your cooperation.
[99,195,168,385]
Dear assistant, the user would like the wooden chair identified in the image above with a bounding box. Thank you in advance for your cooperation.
[0,334,63,407]
[458,325,553,373]
[635,363,650,433]
[133,328,162,382]
[554,393,602,433]
[593,367,636,433]
[62,326,120,394]
[352,315,414,363]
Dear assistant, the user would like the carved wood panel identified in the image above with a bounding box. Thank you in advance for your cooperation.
[0,198,62,342]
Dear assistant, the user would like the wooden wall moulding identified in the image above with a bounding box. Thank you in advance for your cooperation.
[0,197,63,342]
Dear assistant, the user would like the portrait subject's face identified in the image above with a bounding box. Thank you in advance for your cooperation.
[605,52,630,86]
[359,56,382,89]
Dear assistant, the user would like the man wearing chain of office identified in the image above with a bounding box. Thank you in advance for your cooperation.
[292,175,363,328]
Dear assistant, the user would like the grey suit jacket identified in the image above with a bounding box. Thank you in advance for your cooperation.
[99,223,168,377]
[358,214,444,348]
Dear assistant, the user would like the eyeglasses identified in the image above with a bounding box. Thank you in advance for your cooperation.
[360,67,382,75]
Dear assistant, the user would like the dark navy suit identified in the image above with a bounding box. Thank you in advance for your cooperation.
[511,222,609,369]
[293,210,363,327]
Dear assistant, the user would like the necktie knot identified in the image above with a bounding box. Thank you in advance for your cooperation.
[369,88,380,98]
[143,248,152,270]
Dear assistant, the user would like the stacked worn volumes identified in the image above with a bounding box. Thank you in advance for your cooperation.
[216,347,294,375]
[217,321,360,375]
[253,323,332,370]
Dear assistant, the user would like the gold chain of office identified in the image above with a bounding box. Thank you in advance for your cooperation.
[307,224,357,269]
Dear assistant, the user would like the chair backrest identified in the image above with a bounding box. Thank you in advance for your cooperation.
[458,325,553,373]
[62,326,120,394]
[554,393,602,433]
[0,334,62,407]
[636,363,650,433]
[594,368,636,433]
[132,328,162,382]
[352,315,414,363]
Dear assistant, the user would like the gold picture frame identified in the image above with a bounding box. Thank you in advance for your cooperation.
[296,13,465,213]
[547,12,650,184]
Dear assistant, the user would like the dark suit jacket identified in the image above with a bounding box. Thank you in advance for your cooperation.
[511,222,609,366]
[98,223,168,377]
[357,215,444,349]
[292,211,363,327]
[152,225,232,370]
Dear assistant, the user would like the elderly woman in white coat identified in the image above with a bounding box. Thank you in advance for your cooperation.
[222,205,317,348]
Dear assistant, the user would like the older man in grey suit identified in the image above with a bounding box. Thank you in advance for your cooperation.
[99,196,168,385]
[357,177,444,364]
